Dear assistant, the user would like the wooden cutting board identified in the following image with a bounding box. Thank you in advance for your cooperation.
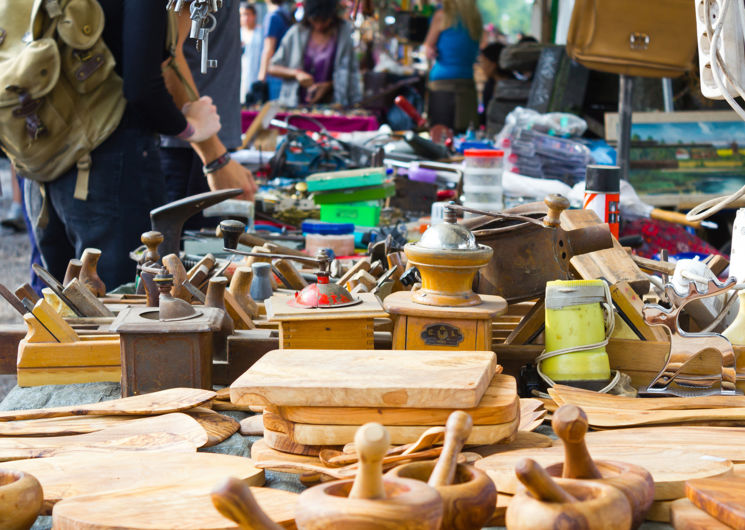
[686,475,745,528]
[4,452,264,514]
[584,426,745,462]
[52,485,298,529]
[0,413,207,461]
[264,410,519,446]
[474,445,732,500]
[230,349,496,408]
[0,415,140,436]
[251,438,322,470]
[579,405,745,428]
[0,388,215,421]
[185,408,240,447]
[549,384,745,410]
[276,375,518,426]
[671,498,732,530]
[262,426,331,456]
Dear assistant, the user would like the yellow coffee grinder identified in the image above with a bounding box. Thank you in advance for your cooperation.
[384,205,507,350]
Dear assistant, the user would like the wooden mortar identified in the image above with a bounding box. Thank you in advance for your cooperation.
[295,423,443,529]
[0,469,43,530]
[547,404,655,528]
[506,458,632,530]
[386,411,496,529]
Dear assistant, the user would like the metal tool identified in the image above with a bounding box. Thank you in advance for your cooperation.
[184,0,222,74]
[219,220,361,308]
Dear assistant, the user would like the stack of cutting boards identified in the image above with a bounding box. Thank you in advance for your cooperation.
[230,349,520,455]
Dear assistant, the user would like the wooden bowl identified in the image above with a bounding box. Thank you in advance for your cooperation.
[0,469,43,530]
[506,478,631,530]
[545,460,655,529]
[387,461,497,530]
[295,477,443,530]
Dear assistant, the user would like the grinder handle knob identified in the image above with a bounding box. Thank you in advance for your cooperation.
[220,220,247,250]
[544,194,570,227]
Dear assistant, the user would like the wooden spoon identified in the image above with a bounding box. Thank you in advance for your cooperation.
[211,476,282,530]
[333,426,445,466]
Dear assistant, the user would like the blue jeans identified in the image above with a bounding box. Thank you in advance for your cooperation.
[25,126,165,290]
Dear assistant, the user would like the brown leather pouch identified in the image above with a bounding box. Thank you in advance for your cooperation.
[566,0,697,78]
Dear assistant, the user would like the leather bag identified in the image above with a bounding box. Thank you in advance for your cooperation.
[566,0,697,78]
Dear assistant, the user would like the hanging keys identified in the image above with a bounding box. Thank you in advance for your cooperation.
[197,13,218,74]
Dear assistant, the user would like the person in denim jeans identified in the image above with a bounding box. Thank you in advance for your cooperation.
[24,1,220,290]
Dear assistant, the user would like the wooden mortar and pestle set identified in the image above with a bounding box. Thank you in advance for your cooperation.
[0,468,43,529]
[507,404,655,530]
[213,416,496,529]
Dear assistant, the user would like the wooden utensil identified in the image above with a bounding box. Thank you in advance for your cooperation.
[329,427,446,466]
[671,498,732,530]
[505,458,632,530]
[0,413,207,461]
[211,477,283,530]
[230,349,496,409]
[387,411,497,530]
[277,375,519,426]
[474,445,732,501]
[79,248,106,297]
[686,475,745,529]
[0,469,43,530]
[52,485,298,529]
[239,415,263,436]
[573,405,745,428]
[4,451,264,514]
[295,423,444,529]
[548,405,655,528]
[185,407,240,447]
[0,415,139,437]
[550,384,745,410]
[0,387,215,422]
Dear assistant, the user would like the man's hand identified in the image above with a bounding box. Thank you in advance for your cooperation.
[306,81,333,104]
[206,159,258,200]
[182,96,221,142]
[295,70,314,88]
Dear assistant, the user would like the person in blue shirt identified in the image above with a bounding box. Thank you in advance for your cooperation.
[257,0,295,101]
[423,0,483,132]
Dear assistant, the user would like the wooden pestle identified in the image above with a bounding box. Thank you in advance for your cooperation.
[162,254,192,302]
[552,404,602,479]
[428,411,472,488]
[348,423,390,500]
[63,259,82,287]
[229,266,259,318]
[515,458,578,504]
[211,477,282,530]
[79,248,106,297]
[141,231,164,265]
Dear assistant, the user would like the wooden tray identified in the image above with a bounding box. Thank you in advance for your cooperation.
[4,452,264,514]
[230,348,496,409]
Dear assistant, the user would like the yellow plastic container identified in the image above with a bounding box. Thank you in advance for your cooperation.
[543,279,611,385]
[723,291,745,346]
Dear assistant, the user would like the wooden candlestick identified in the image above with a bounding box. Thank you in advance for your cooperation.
[63,259,82,287]
[507,458,632,530]
[211,477,282,530]
[162,254,191,302]
[552,405,601,480]
[79,248,106,297]
[429,410,472,488]
[349,423,389,500]
[140,231,164,265]
[229,266,259,318]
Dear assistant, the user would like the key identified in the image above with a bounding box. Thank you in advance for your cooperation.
[189,1,208,39]
[197,14,218,74]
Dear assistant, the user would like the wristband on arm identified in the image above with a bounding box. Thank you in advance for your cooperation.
[203,151,231,175]
[176,122,195,140]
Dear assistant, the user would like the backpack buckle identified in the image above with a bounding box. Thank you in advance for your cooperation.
[5,86,48,140]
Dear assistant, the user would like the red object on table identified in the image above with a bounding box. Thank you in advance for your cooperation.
[241,111,379,133]
[394,95,426,128]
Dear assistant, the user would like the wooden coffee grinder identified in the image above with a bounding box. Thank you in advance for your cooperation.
[384,205,507,350]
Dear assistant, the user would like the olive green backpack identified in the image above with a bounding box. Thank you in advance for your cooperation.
[0,0,125,200]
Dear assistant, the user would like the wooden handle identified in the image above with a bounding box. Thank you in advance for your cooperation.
[544,195,570,227]
[348,423,390,500]
[274,259,308,290]
[215,225,308,258]
[211,477,283,530]
[79,248,106,297]
[428,410,472,487]
[515,458,577,503]
[206,276,228,310]
[187,253,216,282]
[141,231,164,264]
[552,404,602,479]
[162,254,191,302]
[15,284,40,305]
[63,259,82,287]
[230,266,253,295]
[650,208,702,229]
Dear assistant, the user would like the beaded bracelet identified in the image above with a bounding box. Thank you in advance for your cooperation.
[203,151,231,175]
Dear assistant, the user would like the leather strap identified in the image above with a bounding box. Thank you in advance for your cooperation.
[73,154,91,200]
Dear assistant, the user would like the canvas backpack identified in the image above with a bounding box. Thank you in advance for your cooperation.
[0,0,125,200]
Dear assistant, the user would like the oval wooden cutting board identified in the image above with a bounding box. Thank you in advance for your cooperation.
[474,446,732,500]
[52,485,297,529]
[4,452,265,514]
